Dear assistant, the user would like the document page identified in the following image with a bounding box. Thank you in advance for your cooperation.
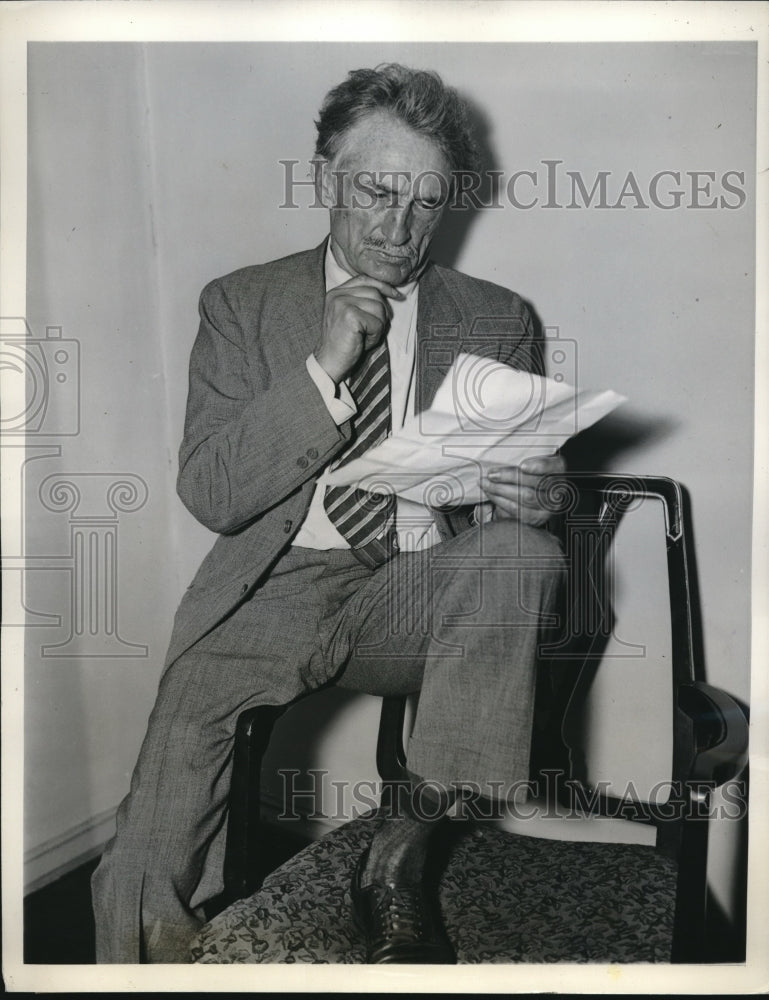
[326,353,627,506]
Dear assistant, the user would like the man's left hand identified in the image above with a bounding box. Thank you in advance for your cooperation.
[480,454,566,527]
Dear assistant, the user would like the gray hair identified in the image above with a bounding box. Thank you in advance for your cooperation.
[314,63,481,176]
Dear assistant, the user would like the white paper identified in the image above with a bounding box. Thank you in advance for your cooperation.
[326,353,627,506]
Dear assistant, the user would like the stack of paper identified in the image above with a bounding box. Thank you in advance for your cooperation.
[326,353,626,506]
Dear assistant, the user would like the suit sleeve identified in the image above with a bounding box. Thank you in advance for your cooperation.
[500,294,544,377]
[177,279,350,534]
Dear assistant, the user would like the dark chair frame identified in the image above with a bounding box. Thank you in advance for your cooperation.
[221,474,749,964]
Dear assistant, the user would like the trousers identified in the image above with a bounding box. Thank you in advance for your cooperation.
[91,518,565,962]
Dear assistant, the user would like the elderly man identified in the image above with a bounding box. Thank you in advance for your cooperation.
[92,63,565,964]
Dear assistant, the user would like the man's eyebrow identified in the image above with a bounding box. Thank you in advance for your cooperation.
[367,178,441,206]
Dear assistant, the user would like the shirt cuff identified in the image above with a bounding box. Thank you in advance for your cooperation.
[470,501,495,526]
[306,353,357,426]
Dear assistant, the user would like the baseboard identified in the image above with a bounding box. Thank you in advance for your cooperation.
[23,789,368,897]
[23,792,351,898]
[24,806,117,896]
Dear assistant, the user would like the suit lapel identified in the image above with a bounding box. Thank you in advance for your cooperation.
[258,240,328,372]
[415,263,463,413]
[291,239,328,358]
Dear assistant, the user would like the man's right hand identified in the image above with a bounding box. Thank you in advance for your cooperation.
[314,275,404,383]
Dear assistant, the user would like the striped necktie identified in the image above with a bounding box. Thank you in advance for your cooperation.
[323,340,397,556]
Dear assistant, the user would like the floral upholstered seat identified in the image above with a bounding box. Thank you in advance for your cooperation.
[191,810,676,964]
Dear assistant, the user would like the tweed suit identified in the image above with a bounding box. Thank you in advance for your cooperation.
[165,240,543,664]
[91,240,565,962]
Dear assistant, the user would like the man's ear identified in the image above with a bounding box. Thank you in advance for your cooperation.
[313,158,330,207]
[316,158,344,210]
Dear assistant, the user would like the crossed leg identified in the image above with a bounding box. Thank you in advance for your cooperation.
[91,519,564,963]
[336,517,565,797]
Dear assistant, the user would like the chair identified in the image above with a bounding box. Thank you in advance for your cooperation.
[190,475,749,964]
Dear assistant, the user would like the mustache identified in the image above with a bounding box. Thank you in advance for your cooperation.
[362,238,418,262]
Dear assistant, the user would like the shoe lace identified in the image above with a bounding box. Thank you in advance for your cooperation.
[373,883,425,941]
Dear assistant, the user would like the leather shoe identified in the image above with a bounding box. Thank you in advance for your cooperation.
[350,851,456,964]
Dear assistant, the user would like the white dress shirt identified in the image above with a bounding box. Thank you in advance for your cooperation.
[293,242,441,552]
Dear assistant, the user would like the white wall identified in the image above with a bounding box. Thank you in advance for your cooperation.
[23,41,754,922]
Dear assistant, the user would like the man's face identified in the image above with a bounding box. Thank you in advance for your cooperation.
[321,111,451,286]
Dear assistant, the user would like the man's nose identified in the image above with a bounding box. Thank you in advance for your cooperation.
[381,204,412,245]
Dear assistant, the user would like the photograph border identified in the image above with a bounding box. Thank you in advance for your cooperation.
[1,1,767,993]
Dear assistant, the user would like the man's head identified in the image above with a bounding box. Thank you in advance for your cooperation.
[314,64,480,286]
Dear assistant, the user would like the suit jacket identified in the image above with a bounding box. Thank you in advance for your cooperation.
[166,240,539,668]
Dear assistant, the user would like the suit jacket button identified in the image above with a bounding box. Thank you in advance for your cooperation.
[297,456,309,469]
[307,447,318,460]
[284,519,293,534]
[240,583,249,594]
